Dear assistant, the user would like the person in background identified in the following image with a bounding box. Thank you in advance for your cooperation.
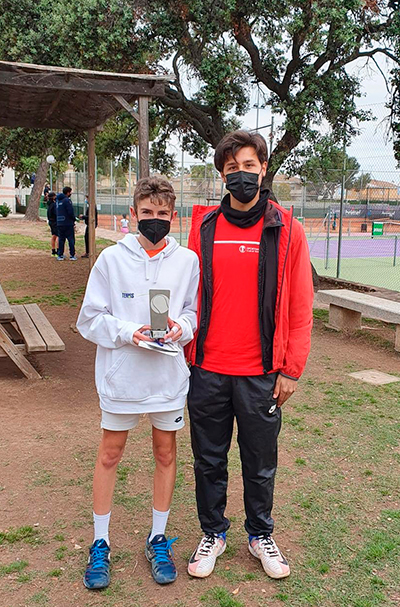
[80,195,98,258]
[120,213,130,234]
[56,186,77,261]
[46,191,58,256]
[44,183,50,202]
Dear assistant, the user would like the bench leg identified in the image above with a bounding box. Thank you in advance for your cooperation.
[329,304,362,333]
[0,325,41,379]
[395,325,400,353]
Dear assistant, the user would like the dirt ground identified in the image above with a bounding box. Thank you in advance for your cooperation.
[1,218,400,607]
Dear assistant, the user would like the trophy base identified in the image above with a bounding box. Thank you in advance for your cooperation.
[151,330,167,339]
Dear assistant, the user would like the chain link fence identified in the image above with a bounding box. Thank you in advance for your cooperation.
[38,98,400,292]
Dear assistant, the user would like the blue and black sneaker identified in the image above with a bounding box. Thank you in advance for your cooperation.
[83,539,111,589]
[145,533,178,584]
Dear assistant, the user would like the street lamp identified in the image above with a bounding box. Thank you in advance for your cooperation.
[46,154,55,190]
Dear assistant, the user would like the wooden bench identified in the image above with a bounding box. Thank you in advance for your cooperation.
[317,289,400,352]
[0,285,65,379]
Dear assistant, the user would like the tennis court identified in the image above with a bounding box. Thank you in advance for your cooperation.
[308,234,400,291]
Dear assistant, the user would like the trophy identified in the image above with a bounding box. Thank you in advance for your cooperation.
[149,289,170,340]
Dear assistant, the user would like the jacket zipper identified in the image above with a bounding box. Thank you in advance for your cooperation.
[195,209,219,366]
[275,207,294,320]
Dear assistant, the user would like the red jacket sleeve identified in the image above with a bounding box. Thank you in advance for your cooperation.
[280,221,313,379]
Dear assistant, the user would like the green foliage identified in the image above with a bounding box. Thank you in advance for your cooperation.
[190,163,217,179]
[0,526,38,545]
[0,0,398,179]
[274,181,292,201]
[294,136,365,198]
[0,203,11,217]
[0,560,29,577]
[200,587,244,607]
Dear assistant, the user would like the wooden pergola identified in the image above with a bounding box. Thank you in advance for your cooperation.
[0,60,173,267]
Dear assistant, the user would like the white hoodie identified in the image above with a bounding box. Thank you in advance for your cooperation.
[77,234,200,413]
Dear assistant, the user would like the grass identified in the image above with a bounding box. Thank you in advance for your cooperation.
[0,234,48,250]
[47,569,63,578]
[0,526,38,545]
[201,587,244,607]
[274,377,400,607]
[0,560,29,577]
[8,286,86,307]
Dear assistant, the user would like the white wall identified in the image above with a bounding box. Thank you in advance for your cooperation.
[0,167,16,213]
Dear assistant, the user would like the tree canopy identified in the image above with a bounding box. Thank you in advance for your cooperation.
[0,0,399,188]
[296,137,371,198]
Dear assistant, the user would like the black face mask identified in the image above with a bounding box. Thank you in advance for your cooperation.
[225,170,261,204]
[138,218,170,245]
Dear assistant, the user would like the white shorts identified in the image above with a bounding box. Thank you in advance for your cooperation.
[101,408,185,432]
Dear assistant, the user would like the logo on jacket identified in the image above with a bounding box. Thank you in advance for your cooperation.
[239,245,259,253]
[122,292,135,298]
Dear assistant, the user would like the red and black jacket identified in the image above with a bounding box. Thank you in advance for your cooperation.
[186,194,314,380]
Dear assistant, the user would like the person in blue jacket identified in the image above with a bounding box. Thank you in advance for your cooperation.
[56,186,77,261]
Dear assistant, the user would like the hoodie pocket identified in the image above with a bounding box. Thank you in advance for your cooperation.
[101,349,190,401]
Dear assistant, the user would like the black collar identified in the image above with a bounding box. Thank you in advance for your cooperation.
[220,189,270,228]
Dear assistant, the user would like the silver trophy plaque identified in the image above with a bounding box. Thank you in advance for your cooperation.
[149,289,170,339]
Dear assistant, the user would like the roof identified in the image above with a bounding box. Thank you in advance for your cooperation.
[0,61,173,130]
[367,179,399,189]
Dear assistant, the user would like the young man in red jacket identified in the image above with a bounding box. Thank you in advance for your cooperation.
[186,130,313,580]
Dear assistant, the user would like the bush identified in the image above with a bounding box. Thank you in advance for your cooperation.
[0,203,11,217]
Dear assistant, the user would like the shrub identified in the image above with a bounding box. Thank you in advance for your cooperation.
[0,203,11,217]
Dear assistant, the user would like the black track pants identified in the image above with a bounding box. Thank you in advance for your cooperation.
[188,366,281,537]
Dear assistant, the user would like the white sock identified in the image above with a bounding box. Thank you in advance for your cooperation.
[149,508,170,541]
[93,511,111,546]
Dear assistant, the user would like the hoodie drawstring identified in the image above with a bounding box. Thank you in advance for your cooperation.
[154,251,165,283]
[142,248,166,283]
[144,254,150,281]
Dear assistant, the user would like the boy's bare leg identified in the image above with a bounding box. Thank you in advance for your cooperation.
[93,429,129,514]
[152,427,176,511]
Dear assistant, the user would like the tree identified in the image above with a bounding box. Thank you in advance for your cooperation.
[295,138,364,199]
[142,0,399,186]
[351,172,372,192]
[0,0,153,219]
[190,163,217,180]
[0,128,84,220]
[1,0,399,206]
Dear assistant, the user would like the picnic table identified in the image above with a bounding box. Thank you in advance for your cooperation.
[0,284,65,379]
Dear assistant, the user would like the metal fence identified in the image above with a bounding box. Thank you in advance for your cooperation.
[307,208,400,292]
[46,161,400,291]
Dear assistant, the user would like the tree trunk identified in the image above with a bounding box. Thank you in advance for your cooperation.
[24,158,49,221]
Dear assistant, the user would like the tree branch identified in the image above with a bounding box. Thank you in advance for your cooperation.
[162,85,224,146]
[281,1,313,97]
[232,16,283,98]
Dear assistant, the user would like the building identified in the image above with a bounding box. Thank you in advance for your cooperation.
[347,179,400,203]
[0,167,16,213]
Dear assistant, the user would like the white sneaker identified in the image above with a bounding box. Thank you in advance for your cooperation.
[248,535,290,579]
[188,533,226,578]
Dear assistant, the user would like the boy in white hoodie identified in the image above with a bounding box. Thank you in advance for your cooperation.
[77,176,199,588]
